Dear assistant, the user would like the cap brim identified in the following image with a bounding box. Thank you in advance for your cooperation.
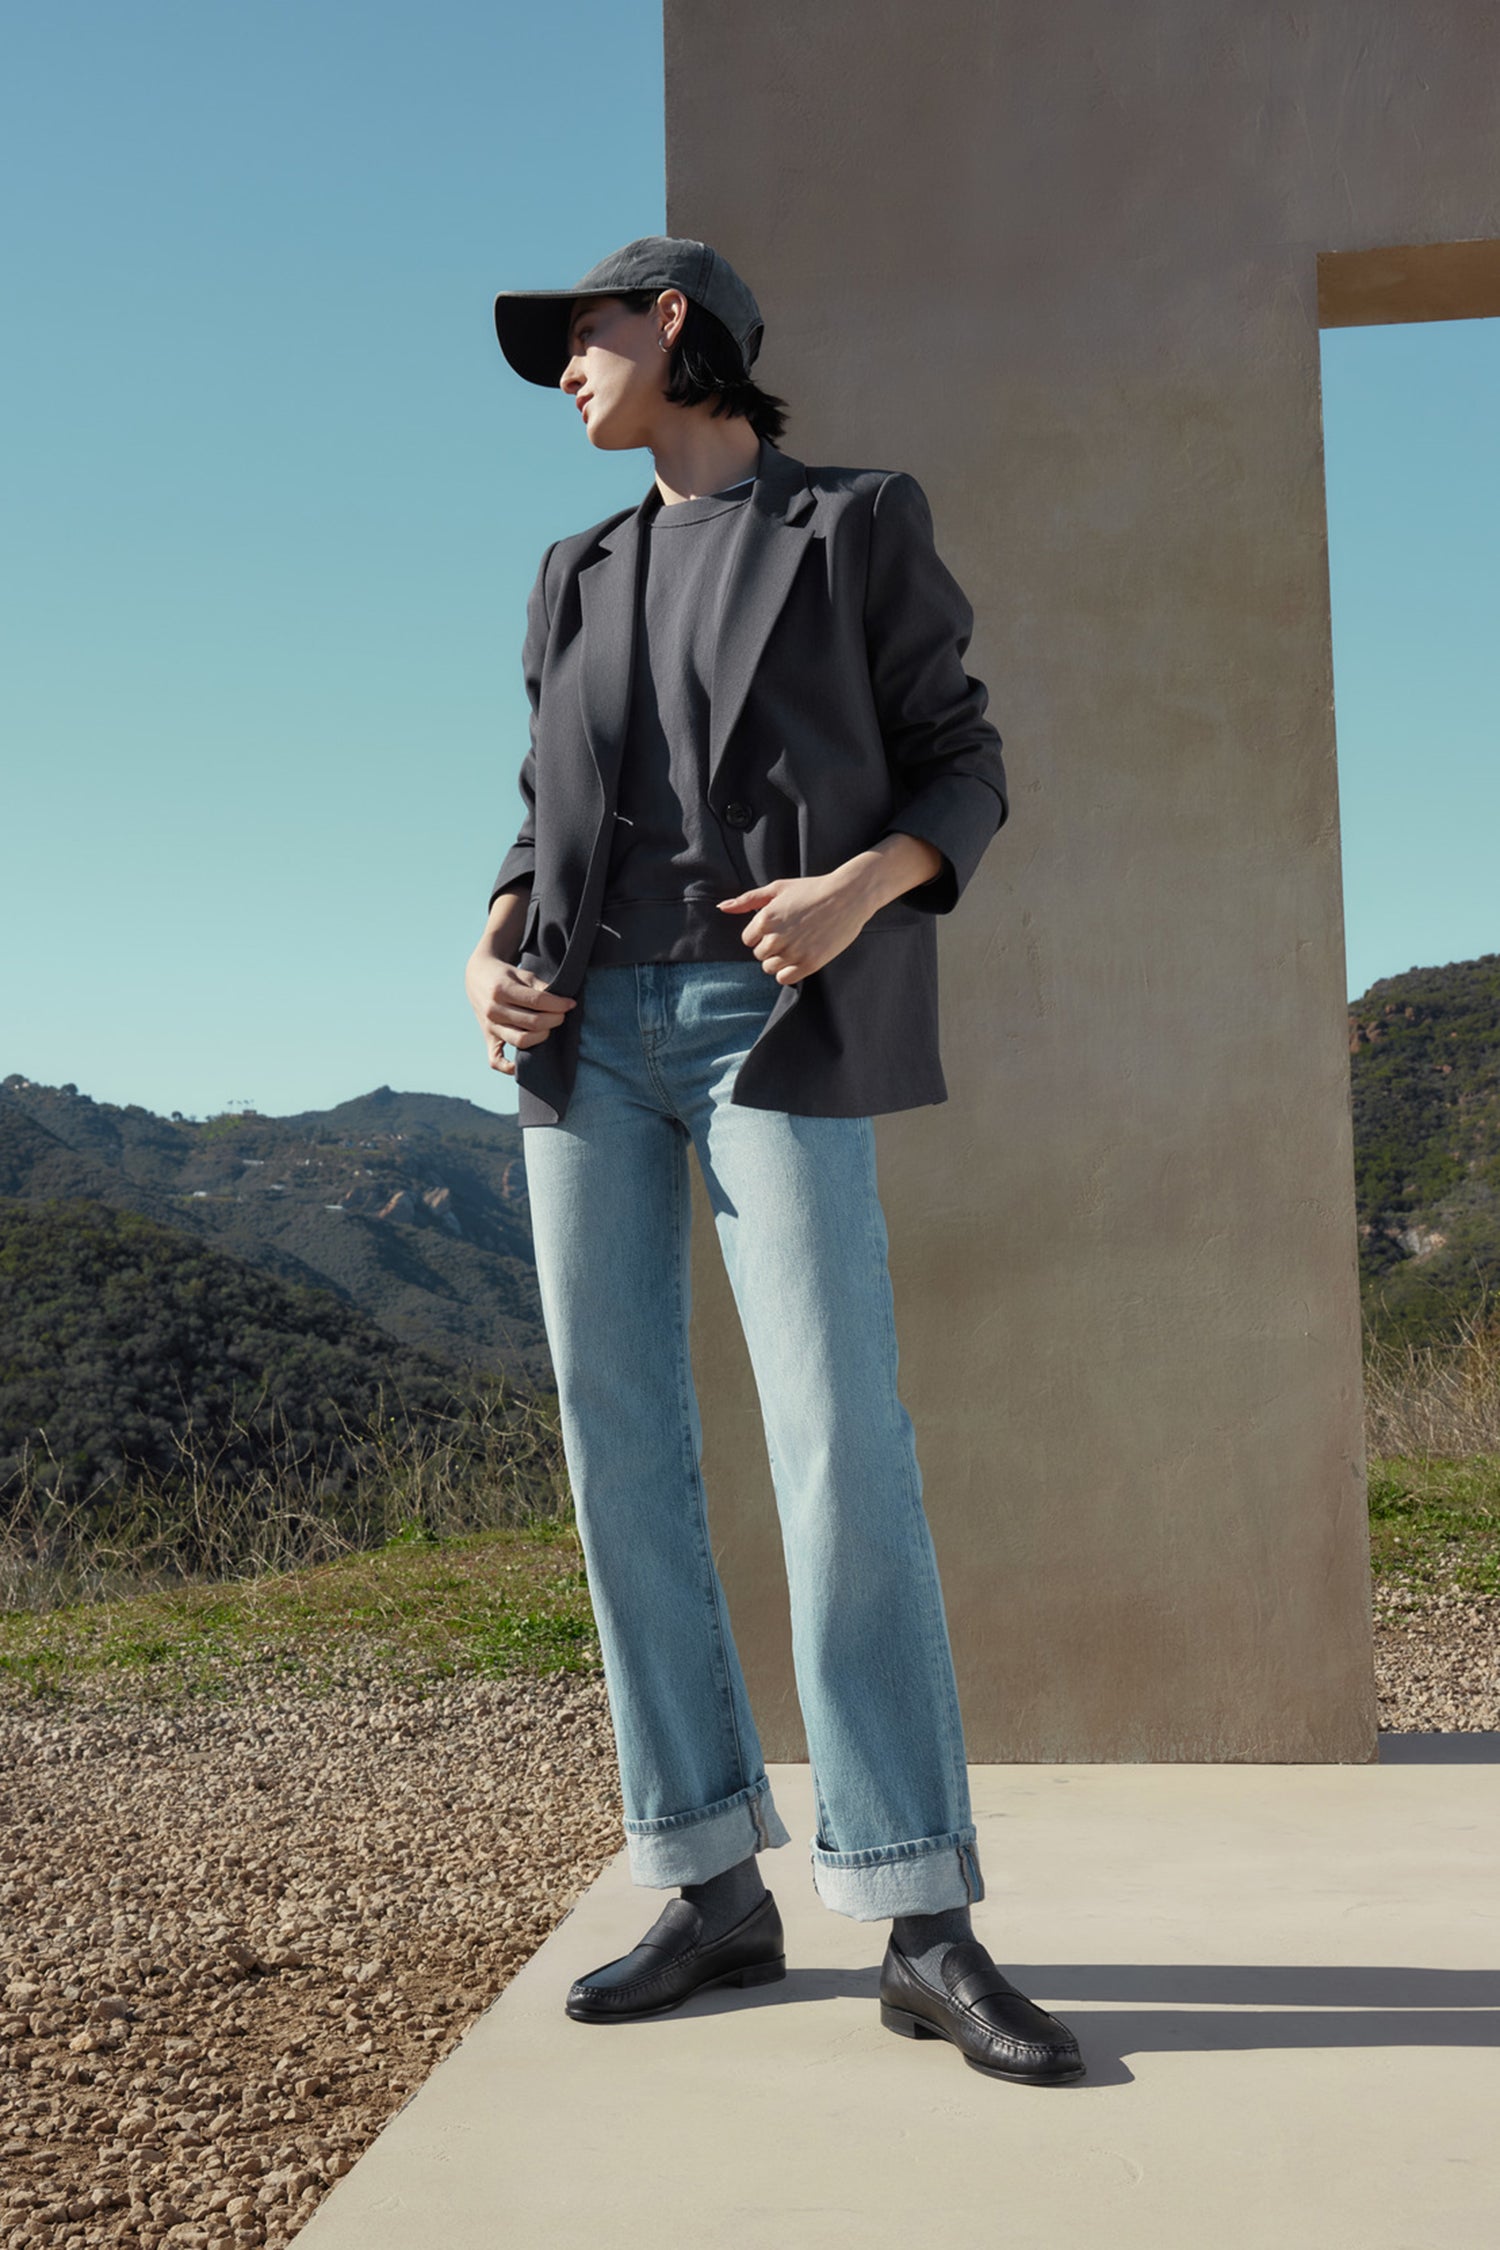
[493,287,617,388]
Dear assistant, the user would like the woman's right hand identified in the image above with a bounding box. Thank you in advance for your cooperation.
[466,954,576,1078]
[465,889,577,1078]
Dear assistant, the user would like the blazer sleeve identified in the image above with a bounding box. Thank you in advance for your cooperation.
[488,540,558,909]
[863,470,1008,914]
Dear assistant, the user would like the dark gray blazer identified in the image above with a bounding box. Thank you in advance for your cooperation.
[489,434,1008,1129]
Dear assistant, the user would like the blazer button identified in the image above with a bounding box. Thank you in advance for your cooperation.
[723,801,754,829]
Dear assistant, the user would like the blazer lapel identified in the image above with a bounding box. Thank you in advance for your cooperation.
[575,493,652,806]
[707,438,816,796]
[546,501,649,994]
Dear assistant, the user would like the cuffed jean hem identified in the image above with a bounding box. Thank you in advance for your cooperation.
[623,1775,793,1888]
[810,1828,985,1921]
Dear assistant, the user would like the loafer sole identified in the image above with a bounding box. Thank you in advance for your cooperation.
[880,1998,1086,2083]
[566,1952,786,2024]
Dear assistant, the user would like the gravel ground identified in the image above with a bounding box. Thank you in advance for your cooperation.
[0,1672,620,2248]
[2,1592,1496,2248]
[1371,1583,1500,1729]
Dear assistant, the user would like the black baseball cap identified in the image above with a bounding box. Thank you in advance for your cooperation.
[493,234,765,388]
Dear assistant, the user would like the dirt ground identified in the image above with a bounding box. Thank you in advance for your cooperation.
[0,1672,621,2248]
[2,1590,1495,2248]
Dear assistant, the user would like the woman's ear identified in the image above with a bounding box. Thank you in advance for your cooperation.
[656,286,689,348]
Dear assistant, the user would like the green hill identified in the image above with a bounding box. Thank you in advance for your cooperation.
[1348,952,1500,1345]
[0,1076,548,1382]
[0,1198,477,1518]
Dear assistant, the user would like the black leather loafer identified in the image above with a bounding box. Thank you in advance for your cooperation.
[879,1936,1086,2083]
[565,1889,787,2023]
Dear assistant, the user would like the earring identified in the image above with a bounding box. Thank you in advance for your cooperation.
[659,332,671,352]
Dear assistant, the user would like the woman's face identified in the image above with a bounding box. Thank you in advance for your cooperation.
[559,291,682,450]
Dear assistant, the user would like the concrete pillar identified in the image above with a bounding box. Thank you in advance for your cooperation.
[671,0,1500,1758]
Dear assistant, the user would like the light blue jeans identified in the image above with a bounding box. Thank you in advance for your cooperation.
[520,957,983,1921]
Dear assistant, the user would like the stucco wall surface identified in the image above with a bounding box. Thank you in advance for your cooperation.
[667,1,1500,1760]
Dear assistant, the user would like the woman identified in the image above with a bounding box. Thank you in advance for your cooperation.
[466,236,1084,2085]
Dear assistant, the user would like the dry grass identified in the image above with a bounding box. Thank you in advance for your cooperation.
[0,1374,570,1618]
[1363,1299,1500,1459]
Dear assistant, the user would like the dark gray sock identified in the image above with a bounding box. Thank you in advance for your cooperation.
[892,1902,975,1985]
[681,1851,768,1942]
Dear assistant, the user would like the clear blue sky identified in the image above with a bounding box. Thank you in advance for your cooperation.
[1320,317,1499,1000]
[2,5,1495,1119]
[1,0,661,1120]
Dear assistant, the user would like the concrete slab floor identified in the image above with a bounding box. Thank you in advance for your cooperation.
[296,1742,1500,2248]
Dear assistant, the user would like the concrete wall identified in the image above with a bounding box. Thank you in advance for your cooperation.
[669,1,1500,1760]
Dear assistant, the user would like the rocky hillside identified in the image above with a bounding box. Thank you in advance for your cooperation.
[0,1078,548,1383]
[1348,952,1500,1345]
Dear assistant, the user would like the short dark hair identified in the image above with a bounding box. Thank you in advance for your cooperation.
[616,287,790,443]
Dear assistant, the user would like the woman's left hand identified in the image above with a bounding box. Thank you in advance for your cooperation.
[716,872,876,983]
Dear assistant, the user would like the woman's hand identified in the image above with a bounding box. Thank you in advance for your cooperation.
[718,837,946,980]
[716,870,880,983]
[465,954,576,1077]
[465,889,575,1078]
